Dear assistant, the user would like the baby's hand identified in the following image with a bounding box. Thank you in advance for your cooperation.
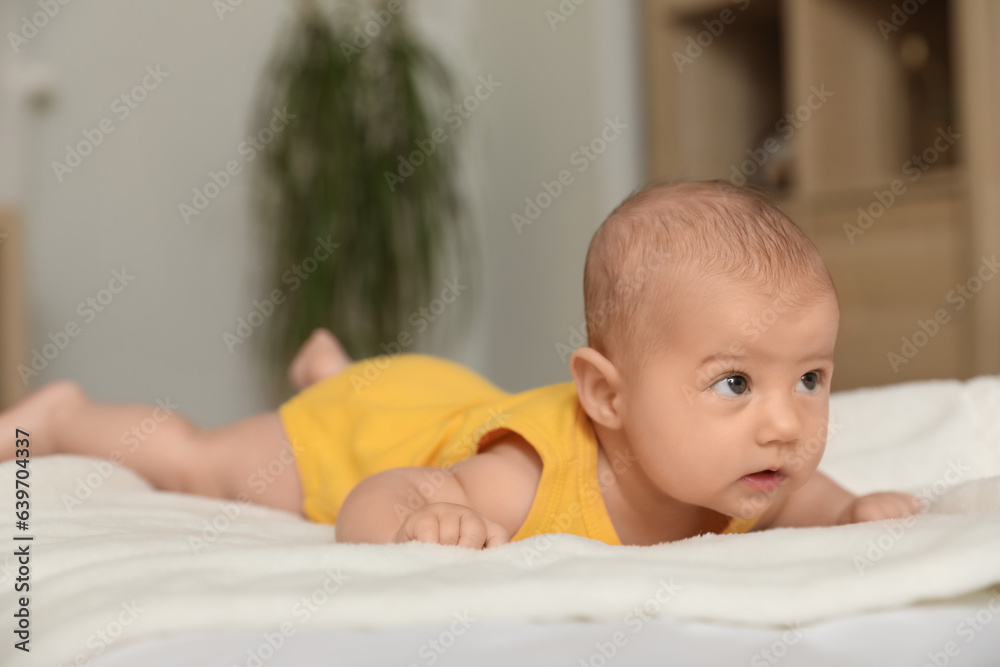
[839,492,924,525]
[394,502,511,549]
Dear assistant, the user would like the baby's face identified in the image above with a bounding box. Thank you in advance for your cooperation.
[617,276,839,520]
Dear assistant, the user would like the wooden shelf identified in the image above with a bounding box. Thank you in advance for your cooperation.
[0,208,25,408]
[642,0,1000,388]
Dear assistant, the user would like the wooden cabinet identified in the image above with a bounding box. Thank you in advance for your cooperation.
[642,0,1000,390]
[0,208,25,408]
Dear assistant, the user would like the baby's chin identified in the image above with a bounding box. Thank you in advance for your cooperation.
[721,483,785,520]
[655,474,786,518]
[668,490,770,521]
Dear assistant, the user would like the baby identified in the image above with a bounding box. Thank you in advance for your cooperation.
[1,181,922,548]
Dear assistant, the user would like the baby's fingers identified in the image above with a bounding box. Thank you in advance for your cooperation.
[457,512,489,549]
[875,492,921,519]
[862,492,923,521]
[455,512,509,549]
[435,511,464,546]
[409,514,444,545]
[895,493,924,516]
[901,493,924,514]
[484,520,511,549]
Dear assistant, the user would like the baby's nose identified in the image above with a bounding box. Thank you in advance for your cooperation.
[756,394,801,445]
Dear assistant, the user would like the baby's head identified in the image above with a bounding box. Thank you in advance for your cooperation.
[571,180,840,520]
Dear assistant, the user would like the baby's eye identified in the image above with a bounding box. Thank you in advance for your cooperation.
[798,371,822,393]
[711,375,748,397]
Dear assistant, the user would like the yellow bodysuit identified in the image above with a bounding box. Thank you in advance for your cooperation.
[278,353,758,544]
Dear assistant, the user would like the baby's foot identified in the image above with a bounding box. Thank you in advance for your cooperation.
[0,381,84,460]
[287,328,353,391]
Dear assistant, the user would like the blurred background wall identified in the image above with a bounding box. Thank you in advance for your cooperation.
[4,0,998,426]
[0,0,644,425]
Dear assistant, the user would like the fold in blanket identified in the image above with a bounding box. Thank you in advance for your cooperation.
[2,375,1000,667]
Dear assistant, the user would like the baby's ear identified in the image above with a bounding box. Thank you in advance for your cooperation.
[569,347,624,430]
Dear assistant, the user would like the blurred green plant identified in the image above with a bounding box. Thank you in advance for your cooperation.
[249,0,475,374]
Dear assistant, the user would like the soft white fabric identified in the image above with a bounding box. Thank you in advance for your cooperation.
[2,375,1000,667]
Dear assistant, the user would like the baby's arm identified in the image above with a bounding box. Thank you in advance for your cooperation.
[755,470,923,530]
[336,432,542,547]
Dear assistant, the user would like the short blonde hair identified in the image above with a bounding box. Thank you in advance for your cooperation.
[582,181,836,375]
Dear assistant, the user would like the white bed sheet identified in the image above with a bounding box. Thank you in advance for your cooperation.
[93,590,1000,667]
[3,374,1000,667]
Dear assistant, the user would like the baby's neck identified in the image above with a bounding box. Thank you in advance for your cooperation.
[594,427,729,545]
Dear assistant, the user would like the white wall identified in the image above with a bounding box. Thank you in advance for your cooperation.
[8,0,643,425]
[464,0,645,391]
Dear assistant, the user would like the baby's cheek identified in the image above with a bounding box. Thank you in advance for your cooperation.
[670,449,722,496]
[638,447,694,493]
[786,451,823,485]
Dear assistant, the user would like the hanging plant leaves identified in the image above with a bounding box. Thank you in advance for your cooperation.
[249,1,476,373]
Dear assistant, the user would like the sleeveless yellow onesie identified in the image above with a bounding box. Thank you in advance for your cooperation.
[278,354,758,544]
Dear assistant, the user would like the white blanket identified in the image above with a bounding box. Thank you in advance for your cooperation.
[3,375,1000,666]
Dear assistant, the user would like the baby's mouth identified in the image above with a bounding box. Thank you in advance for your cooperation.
[740,469,787,492]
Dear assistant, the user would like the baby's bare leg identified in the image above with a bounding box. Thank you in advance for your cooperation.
[0,381,303,515]
[287,328,352,391]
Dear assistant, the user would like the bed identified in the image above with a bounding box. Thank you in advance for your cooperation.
[3,374,1000,666]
